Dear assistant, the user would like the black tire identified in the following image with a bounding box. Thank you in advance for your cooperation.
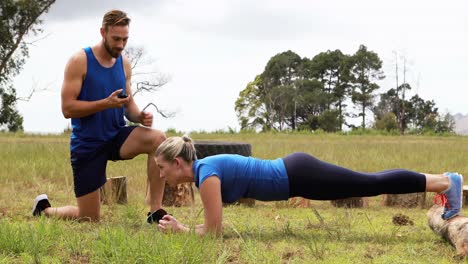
[194,141,252,159]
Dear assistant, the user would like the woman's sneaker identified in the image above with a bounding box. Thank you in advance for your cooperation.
[438,172,463,220]
[32,194,51,216]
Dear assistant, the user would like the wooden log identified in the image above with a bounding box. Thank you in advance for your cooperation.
[162,182,194,207]
[238,198,255,207]
[223,198,256,207]
[331,197,368,208]
[427,205,468,256]
[100,176,127,204]
[287,197,311,208]
[384,192,427,208]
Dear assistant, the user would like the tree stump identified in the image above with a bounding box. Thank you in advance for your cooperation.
[100,176,127,204]
[384,192,427,208]
[463,185,468,207]
[427,205,468,256]
[162,182,194,207]
[287,197,311,208]
[331,197,368,208]
[223,197,256,207]
[194,141,255,207]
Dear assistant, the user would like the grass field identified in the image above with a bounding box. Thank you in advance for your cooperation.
[0,132,467,263]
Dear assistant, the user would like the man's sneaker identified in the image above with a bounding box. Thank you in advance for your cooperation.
[147,209,168,224]
[32,194,51,216]
[437,172,463,220]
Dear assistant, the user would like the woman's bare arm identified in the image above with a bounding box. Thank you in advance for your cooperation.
[199,176,223,236]
[157,175,223,237]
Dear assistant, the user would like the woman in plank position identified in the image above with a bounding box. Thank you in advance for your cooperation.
[155,136,463,237]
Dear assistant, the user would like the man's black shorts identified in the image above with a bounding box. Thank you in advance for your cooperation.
[70,126,138,197]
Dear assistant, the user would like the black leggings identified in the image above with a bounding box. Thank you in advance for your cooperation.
[283,152,426,200]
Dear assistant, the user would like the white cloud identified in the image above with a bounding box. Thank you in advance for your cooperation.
[43,0,164,21]
[12,0,468,133]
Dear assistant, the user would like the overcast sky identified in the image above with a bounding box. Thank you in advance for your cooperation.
[13,0,468,133]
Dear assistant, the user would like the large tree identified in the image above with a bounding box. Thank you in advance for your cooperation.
[236,51,304,131]
[407,95,439,131]
[235,75,276,131]
[0,87,23,131]
[0,0,55,131]
[235,76,260,131]
[262,50,302,130]
[349,45,385,129]
[309,49,352,130]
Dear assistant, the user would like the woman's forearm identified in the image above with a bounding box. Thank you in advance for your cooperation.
[177,223,206,235]
[175,223,212,237]
[175,222,190,233]
[194,224,206,235]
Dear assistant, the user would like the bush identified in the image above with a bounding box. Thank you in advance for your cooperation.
[374,112,398,131]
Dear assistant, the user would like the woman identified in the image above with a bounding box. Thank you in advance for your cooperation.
[155,136,463,237]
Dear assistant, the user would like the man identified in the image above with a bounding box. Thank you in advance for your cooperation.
[32,10,166,222]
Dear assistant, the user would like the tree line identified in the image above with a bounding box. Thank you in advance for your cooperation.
[235,46,455,134]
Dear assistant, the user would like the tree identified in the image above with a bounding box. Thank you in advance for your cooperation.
[0,86,24,131]
[395,82,412,131]
[262,50,302,130]
[373,87,411,132]
[392,52,412,134]
[349,45,385,129]
[318,109,341,132]
[269,84,295,131]
[309,50,352,130]
[235,75,273,131]
[407,95,438,131]
[294,78,326,130]
[436,113,455,133]
[236,51,304,131]
[123,46,174,119]
[0,0,55,131]
[374,112,398,131]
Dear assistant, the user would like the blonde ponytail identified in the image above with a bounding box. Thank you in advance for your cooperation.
[156,135,197,162]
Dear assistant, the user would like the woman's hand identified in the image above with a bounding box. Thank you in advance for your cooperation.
[158,215,188,233]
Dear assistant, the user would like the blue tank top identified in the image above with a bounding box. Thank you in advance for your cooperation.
[70,47,126,153]
[193,154,289,203]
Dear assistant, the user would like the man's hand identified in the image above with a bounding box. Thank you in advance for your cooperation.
[140,111,153,127]
[107,89,130,108]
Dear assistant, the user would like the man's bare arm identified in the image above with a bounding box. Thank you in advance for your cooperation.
[61,50,129,119]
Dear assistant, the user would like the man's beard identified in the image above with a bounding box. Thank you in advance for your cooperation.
[103,38,122,58]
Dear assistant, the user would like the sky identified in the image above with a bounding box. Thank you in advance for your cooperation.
[12,0,468,134]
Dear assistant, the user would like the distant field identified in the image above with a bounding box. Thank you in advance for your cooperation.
[0,132,466,263]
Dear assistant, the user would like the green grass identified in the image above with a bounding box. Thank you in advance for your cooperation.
[0,132,467,263]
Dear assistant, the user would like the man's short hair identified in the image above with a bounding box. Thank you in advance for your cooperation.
[102,10,131,31]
